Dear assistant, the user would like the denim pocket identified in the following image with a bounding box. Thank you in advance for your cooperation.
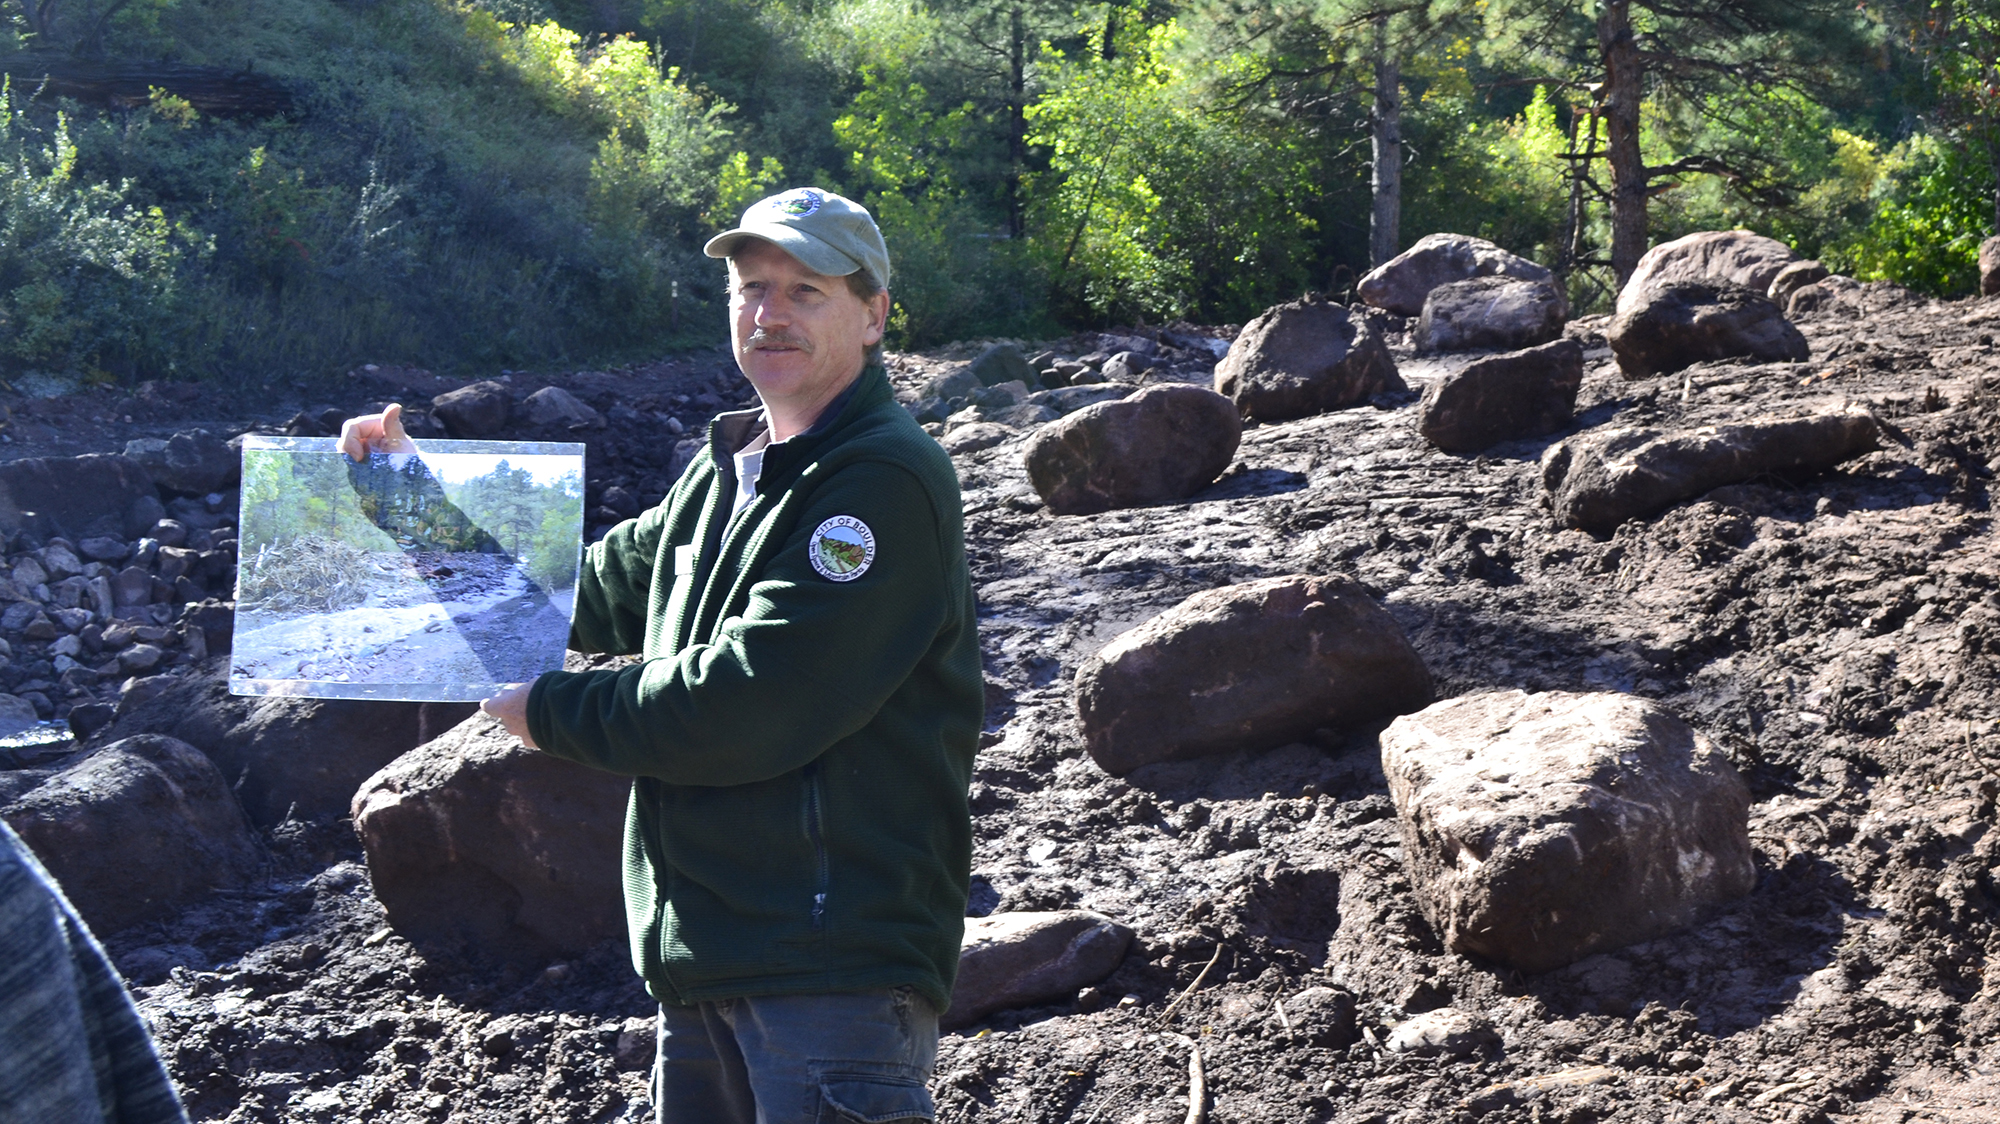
[816,1073,936,1123]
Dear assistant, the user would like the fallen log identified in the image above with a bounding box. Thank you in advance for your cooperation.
[0,55,295,117]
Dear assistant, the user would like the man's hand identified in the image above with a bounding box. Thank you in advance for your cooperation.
[482,682,538,749]
[338,402,417,462]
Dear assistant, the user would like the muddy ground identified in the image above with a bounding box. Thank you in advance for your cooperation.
[17,286,2000,1123]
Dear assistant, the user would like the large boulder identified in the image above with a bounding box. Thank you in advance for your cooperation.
[431,381,513,438]
[89,663,474,825]
[351,712,628,963]
[0,453,158,540]
[1415,276,1569,353]
[1358,233,1556,317]
[1076,575,1434,775]
[3,735,261,934]
[1542,405,1879,534]
[970,343,1037,388]
[122,429,237,496]
[1983,235,2000,298]
[1380,690,1756,973]
[1607,282,1809,378]
[1023,385,1240,516]
[1417,339,1584,454]
[1214,295,1404,421]
[942,910,1132,1030]
[1616,230,1798,314]
[522,386,604,429]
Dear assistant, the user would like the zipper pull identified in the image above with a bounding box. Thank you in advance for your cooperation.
[811,892,827,929]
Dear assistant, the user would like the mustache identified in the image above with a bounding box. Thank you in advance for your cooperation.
[742,328,813,353]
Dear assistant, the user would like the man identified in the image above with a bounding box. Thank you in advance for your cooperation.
[341,188,981,1123]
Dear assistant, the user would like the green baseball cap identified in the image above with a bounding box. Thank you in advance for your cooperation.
[703,187,891,290]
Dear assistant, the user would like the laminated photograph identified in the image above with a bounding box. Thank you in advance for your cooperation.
[230,436,586,701]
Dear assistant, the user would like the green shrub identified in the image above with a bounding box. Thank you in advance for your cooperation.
[1828,132,1990,297]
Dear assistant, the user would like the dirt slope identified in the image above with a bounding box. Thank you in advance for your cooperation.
[63,286,2000,1123]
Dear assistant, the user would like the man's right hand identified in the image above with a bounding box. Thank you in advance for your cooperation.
[338,402,417,462]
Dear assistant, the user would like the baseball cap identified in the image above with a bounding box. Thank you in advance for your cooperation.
[703,187,891,290]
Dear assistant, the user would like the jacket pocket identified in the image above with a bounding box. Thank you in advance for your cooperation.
[816,1074,935,1123]
[803,764,830,930]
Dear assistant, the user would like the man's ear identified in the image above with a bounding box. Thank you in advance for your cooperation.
[863,289,891,345]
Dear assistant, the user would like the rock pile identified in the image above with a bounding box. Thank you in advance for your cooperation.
[0,449,240,730]
[1380,690,1756,973]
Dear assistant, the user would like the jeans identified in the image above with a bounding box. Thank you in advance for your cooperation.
[652,988,938,1124]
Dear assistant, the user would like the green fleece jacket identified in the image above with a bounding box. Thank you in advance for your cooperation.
[525,365,982,1012]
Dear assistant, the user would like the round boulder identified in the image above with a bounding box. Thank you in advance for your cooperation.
[431,381,513,438]
[1616,229,1797,314]
[942,910,1132,1030]
[2,734,261,934]
[1214,294,1404,421]
[1023,385,1240,516]
[351,711,629,963]
[1607,282,1809,378]
[1417,339,1584,454]
[1076,575,1434,775]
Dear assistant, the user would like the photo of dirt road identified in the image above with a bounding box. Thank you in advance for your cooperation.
[229,437,585,700]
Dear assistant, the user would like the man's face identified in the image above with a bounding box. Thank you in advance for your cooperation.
[728,239,888,418]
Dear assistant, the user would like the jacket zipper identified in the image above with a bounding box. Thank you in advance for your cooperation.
[803,763,829,931]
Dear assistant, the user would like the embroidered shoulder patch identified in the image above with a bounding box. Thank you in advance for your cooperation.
[809,515,876,581]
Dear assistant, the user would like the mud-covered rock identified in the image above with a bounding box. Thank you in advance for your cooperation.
[1214,295,1404,421]
[3,734,260,934]
[123,429,237,495]
[432,381,512,438]
[1023,385,1240,516]
[1541,404,1879,534]
[1787,274,1866,317]
[1384,1008,1499,1057]
[1767,259,1830,308]
[1026,384,1130,416]
[1414,276,1568,353]
[1417,339,1583,454]
[970,343,1036,388]
[1607,282,1809,378]
[522,386,604,429]
[351,711,628,962]
[1076,575,1433,775]
[1380,690,1756,974]
[1984,235,2000,298]
[1617,230,1798,314]
[1277,986,1358,1048]
[1358,233,1556,317]
[941,423,1017,456]
[0,453,158,539]
[942,910,1132,1030]
[0,693,37,739]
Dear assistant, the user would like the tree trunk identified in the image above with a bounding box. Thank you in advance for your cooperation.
[1007,3,1027,240]
[1368,18,1402,269]
[1596,0,1647,289]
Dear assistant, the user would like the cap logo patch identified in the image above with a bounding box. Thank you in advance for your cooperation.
[768,188,824,218]
[809,515,875,581]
